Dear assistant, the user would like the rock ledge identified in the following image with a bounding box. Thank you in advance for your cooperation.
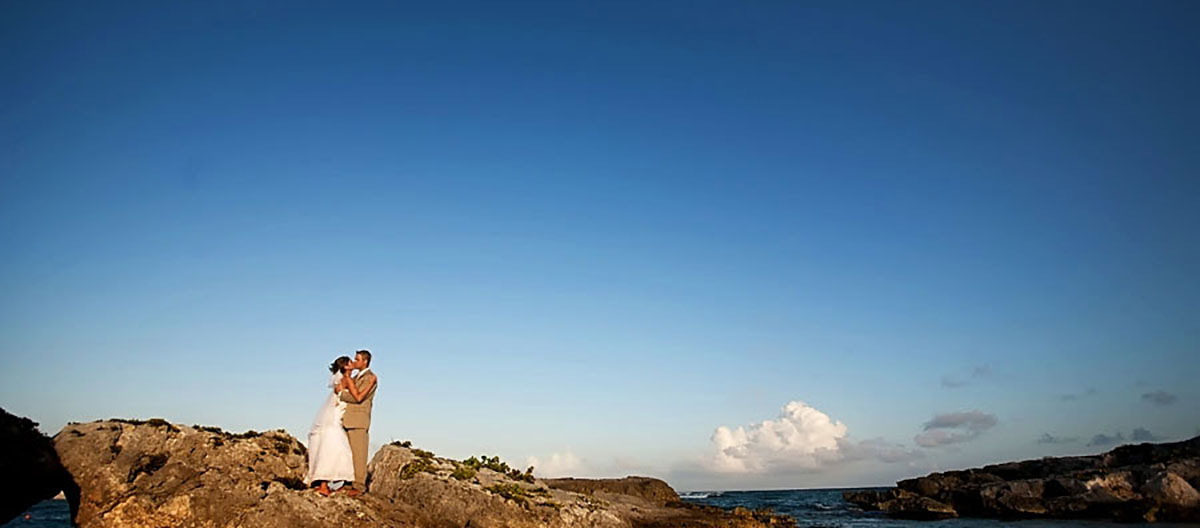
[844,435,1200,523]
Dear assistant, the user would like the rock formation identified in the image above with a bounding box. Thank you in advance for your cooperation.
[0,407,78,525]
[51,418,793,527]
[364,443,793,527]
[844,435,1200,522]
[54,419,397,528]
[543,477,679,504]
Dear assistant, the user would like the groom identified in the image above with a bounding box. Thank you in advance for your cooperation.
[340,349,378,494]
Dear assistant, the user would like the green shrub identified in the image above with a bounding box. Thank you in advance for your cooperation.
[399,457,437,479]
[411,447,435,459]
[485,483,549,508]
[451,463,477,481]
[486,483,529,506]
[462,455,536,482]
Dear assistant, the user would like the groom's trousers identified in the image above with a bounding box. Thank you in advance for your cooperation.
[346,427,369,490]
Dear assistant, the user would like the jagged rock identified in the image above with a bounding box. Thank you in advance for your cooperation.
[1142,471,1200,508]
[845,435,1200,523]
[879,490,957,520]
[54,419,793,528]
[979,479,1047,516]
[0,408,78,525]
[367,444,794,528]
[366,444,611,528]
[842,489,959,519]
[841,490,889,511]
[544,477,679,504]
[54,419,398,527]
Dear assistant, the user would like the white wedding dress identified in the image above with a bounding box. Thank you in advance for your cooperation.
[304,372,357,485]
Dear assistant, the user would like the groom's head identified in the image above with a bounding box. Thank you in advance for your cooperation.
[355,349,372,370]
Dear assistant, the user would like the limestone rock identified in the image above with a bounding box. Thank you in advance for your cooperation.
[366,444,599,528]
[845,435,1200,523]
[1142,471,1200,508]
[54,419,793,528]
[544,477,679,504]
[54,419,394,528]
[367,444,793,528]
[841,489,889,511]
[879,490,957,520]
[979,479,1047,516]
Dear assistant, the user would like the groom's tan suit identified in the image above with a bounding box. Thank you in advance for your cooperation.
[340,368,377,490]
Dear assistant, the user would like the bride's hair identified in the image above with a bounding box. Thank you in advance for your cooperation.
[329,356,352,373]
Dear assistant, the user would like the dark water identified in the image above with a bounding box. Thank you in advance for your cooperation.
[2,501,70,528]
[680,488,1200,528]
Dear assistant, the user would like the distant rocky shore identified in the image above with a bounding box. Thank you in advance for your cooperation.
[1,408,792,527]
[844,435,1200,523]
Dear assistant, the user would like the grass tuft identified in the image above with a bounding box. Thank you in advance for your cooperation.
[399,457,438,479]
[462,455,536,483]
[485,483,549,508]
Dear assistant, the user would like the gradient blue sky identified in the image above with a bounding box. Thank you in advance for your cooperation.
[2,1,1197,490]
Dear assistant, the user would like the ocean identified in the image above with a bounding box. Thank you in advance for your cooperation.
[7,491,1198,527]
[679,488,1200,527]
[2,501,70,528]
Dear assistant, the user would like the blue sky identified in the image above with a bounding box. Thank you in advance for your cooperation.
[1,1,1197,490]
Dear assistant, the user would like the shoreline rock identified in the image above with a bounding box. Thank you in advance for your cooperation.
[543,477,679,504]
[844,435,1200,523]
[47,417,794,527]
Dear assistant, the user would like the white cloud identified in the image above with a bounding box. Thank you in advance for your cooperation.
[707,400,920,475]
[527,450,584,478]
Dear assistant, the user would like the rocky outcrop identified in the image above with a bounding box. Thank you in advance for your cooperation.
[55,419,794,528]
[54,419,400,527]
[1,408,78,525]
[544,477,679,504]
[367,444,794,527]
[844,435,1200,522]
[842,489,956,520]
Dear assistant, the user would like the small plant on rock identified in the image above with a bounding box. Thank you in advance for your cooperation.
[411,447,435,459]
[451,462,477,481]
[462,455,537,482]
[399,457,438,479]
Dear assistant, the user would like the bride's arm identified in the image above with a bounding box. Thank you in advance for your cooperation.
[343,375,375,403]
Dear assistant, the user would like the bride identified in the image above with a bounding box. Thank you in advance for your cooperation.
[304,356,358,496]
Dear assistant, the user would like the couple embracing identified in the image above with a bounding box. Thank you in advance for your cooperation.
[304,349,379,496]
